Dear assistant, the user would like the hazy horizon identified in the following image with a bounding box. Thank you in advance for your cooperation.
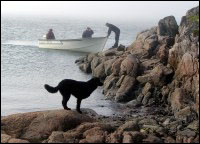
[1,1,199,24]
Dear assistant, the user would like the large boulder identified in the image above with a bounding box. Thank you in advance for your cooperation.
[115,75,136,102]
[111,58,124,76]
[120,54,139,77]
[104,58,116,76]
[136,64,173,86]
[103,74,119,98]
[93,63,106,79]
[157,16,178,37]
[128,27,158,57]
[1,109,95,143]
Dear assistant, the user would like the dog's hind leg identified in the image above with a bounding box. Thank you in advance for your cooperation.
[76,99,82,114]
[60,91,71,110]
[62,97,71,110]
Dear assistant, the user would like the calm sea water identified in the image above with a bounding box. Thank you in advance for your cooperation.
[1,15,153,116]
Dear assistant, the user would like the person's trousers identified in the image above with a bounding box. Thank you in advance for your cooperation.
[113,31,120,47]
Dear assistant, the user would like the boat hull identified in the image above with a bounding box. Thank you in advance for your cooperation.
[38,37,107,53]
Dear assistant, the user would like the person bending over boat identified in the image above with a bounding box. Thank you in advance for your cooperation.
[46,29,55,40]
[106,23,120,48]
[82,27,94,38]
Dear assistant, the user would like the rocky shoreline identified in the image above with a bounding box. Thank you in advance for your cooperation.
[1,6,199,143]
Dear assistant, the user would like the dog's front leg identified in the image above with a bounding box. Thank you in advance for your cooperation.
[76,99,82,114]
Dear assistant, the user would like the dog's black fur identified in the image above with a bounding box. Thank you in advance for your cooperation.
[44,77,103,113]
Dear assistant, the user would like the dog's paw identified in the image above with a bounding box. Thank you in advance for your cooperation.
[64,108,71,110]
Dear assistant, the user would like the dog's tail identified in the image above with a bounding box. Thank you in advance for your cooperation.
[44,84,59,93]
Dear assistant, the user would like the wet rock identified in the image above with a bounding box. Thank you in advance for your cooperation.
[157,15,178,37]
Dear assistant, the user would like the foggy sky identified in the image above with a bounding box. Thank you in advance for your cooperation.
[1,1,199,22]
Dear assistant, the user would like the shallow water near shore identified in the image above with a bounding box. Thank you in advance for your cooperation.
[1,16,152,116]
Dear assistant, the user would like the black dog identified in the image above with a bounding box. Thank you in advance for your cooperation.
[44,77,103,113]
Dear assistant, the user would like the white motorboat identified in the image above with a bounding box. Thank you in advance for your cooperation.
[38,37,108,53]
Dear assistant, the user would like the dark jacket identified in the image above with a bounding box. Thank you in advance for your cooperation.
[46,31,55,40]
[107,23,120,37]
[82,29,94,38]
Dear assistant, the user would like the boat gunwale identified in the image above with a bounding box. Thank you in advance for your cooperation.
[38,36,107,42]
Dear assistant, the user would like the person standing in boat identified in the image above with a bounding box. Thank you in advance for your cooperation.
[82,27,94,38]
[46,29,55,40]
[106,23,120,48]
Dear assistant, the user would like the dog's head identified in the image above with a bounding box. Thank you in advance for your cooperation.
[91,77,103,86]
